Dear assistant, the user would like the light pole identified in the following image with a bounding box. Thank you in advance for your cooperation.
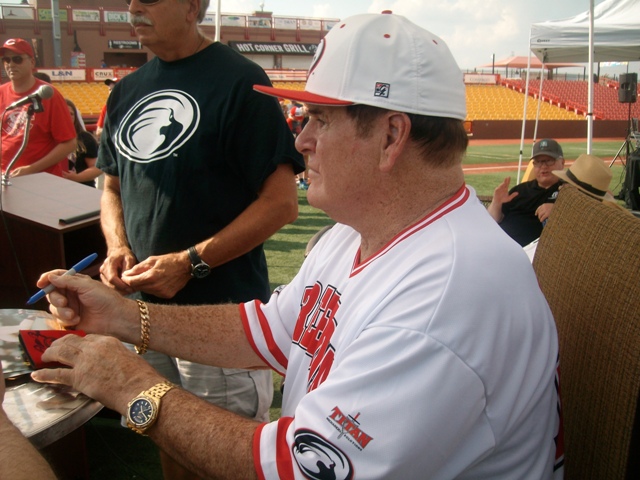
[51,0,62,67]
[492,53,495,75]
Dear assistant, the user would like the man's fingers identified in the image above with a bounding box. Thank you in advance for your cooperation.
[36,269,68,287]
[48,303,78,324]
[47,287,70,308]
[31,367,74,386]
[30,336,86,386]
[41,335,84,364]
[48,272,91,287]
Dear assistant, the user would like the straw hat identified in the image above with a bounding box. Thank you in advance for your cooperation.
[552,154,615,201]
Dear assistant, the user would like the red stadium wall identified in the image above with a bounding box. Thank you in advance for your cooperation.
[470,120,630,140]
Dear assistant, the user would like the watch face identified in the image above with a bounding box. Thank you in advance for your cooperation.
[192,263,211,279]
[128,398,156,427]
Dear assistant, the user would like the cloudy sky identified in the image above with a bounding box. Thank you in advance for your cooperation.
[214,0,631,73]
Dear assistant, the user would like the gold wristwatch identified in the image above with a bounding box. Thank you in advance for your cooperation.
[126,381,175,435]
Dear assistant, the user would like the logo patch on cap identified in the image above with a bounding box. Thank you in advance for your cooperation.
[307,38,326,79]
[374,82,390,98]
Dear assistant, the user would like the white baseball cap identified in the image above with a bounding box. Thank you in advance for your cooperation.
[254,11,466,120]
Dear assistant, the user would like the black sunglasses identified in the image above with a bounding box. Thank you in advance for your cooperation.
[125,0,162,5]
[2,55,25,65]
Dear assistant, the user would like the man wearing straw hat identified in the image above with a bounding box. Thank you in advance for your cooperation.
[523,153,621,261]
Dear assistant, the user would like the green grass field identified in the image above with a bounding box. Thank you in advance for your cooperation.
[463,139,627,165]
[463,139,629,198]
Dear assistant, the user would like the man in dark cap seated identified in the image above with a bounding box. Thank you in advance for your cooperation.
[488,138,565,246]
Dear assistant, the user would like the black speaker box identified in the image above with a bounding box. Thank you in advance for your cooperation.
[625,149,640,210]
[619,73,638,104]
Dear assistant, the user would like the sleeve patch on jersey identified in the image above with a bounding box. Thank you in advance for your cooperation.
[293,428,354,480]
[326,407,374,451]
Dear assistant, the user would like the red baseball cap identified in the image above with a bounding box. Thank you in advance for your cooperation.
[1,38,34,58]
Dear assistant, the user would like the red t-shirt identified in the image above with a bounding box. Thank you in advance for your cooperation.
[96,104,107,128]
[0,79,76,177]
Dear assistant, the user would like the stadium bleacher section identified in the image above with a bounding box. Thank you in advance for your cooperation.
[52,81,109,118]
[503,79,640,121]
[56,78,638,127]
[466,84,581,121]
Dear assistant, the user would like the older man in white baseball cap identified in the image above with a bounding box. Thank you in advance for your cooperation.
[22,12,561,480]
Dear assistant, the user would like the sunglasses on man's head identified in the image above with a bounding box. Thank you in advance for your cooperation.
[125,0,162,5]
[2,55,26,65]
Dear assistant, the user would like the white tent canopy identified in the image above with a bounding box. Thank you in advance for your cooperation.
[518,0,640,181]
[530,0,640,64]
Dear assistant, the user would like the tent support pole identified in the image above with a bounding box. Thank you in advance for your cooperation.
[518,46,533,184]
[533,65,545,143]
[587,0,595,153]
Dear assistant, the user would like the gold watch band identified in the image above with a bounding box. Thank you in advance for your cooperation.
[146,380,175,400]
[135,299,150,355]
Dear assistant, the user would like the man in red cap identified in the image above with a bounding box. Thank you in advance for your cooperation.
[0,38,76,178]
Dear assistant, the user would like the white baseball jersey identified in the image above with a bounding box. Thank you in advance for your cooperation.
[241,186,563,479]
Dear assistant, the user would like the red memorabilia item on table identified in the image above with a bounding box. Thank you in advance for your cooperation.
[18,330,85,369]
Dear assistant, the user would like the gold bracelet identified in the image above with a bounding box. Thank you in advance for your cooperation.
[135,299,150,355]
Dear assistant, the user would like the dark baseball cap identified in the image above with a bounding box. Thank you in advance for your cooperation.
[531,139,563,160]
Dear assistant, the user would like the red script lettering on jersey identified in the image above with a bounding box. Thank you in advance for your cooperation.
[293,282,341,392]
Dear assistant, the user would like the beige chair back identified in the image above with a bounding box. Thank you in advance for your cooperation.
[533,185,640,479]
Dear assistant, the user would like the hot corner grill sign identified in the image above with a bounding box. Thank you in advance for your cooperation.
[229,41,317,55]
[108,40,142,49]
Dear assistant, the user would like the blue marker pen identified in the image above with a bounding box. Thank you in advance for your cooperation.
[26,253,98,305]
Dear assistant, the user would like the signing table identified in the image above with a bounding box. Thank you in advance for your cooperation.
[1,309,102,449]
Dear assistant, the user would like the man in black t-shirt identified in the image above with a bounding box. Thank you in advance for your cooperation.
[488,139,565,246]
[95,1,304,478]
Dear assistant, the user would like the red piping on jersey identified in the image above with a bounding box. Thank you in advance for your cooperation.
[253,415,296,479]
[350,184,470,276]
[239,302,288,375]
[276,416,296,479]
[254,423,268,480]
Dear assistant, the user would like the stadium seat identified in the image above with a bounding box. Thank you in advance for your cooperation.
[504,79,640,121]
[53,82,109,117]
[465,85,581,121]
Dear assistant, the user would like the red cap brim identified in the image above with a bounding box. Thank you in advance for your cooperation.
[253,84,353,106]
